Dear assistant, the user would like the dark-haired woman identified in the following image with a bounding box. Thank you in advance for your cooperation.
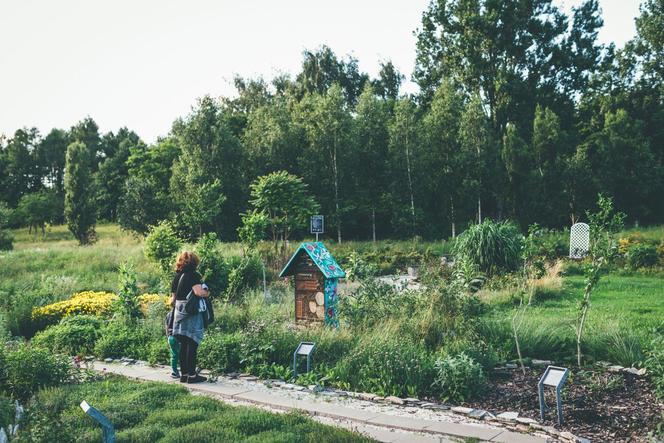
[171,251,209,383]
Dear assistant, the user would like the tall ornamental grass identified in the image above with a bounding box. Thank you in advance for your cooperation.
[453,219,523,276]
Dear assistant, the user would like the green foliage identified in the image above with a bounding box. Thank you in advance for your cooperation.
[18,377,371,442]
[576,195,626,366]
[64,141,97,245]
[344,251,378,282]
[144,221,182,274]
[453,219,524,275]
[194,233,229,297]
[433,352,486,403]
[0,396,13,430]
[197,332,243,374]
[225,254,263,303]
[0,229,13,251]
[248,171,319,244]
[627,243,659,269]
[238,209,269,250]
[335,335,435,397]
[1,344,74,401]
[644,332,664,400]
[16,191,61,233]
[116,262,141,320]
[32,315,102,356]
[94,321,152,359]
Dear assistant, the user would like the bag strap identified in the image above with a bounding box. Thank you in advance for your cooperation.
[175,272,194,300]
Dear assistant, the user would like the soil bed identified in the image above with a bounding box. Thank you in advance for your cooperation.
[465,366,663,442]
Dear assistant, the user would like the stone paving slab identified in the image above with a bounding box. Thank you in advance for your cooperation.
[93,362,547,442]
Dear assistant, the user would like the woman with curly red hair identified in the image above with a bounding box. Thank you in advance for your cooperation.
[171,251,209,383]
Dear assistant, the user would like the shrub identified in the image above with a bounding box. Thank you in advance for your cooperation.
[94,321,152,359]
[0,395,13,429]
[138,293,169,314]
[627,244,659,269]
[2,344,74,401]
[335,335,434,397]
[32,315,102,355]
[195,233,230,297]
[453,219,524,275]
[144,221,182,274]
[225,254,263,303]
[116,262,141,320]
[197,332,243,374]
[31,291,117,329]
[147,339,170,366]
[433,352,486,403]
[644,333,664,400]
[0,229,13,251]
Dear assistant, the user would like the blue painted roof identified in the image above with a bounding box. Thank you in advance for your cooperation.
[279,242,346,279]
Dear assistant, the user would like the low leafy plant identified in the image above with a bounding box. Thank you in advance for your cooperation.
[335,335,435,397]
[627,244,659,269]
[94,321,152,359]
[197,332,243,374]
[31,315,102,356]
[1,344,74,401]
[644,332,664,400]
[433,352,486,403]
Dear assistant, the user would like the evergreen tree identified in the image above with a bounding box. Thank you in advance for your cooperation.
[64,141,96,244]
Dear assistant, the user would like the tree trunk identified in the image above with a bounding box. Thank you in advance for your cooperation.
[372,208,376,243]
[450,197,456,238]
[405,132,416,235]
[332,134,342,243]
[478,196,482,224]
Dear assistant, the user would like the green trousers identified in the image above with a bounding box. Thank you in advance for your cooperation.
[168,335,180,374]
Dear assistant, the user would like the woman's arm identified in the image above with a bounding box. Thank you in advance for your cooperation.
[192,284,209,298]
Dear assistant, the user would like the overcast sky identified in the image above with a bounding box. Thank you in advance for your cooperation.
[0,0,642,144]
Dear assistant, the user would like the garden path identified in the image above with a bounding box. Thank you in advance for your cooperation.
[91,361,548,443]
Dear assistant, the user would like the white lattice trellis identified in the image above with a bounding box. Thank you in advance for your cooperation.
[569,222,590,259]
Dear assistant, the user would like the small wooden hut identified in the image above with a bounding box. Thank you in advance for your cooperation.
[279,242,345,326]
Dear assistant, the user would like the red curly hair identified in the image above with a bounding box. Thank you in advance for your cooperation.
[175,251,200,273]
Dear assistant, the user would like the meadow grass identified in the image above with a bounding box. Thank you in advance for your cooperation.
[18,375,373,442]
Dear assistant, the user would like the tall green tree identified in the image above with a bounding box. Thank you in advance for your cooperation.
[421,81,465,237]
[64,141,96,245]
[170,96,246,238]
[35,128,68,195]
[458,94,497,223]
[248,171,319,247]
[388,97,420,236]
[96,137,145,221]
[3,128,41,205]
[353,85,390,241]
[296,85,352,242]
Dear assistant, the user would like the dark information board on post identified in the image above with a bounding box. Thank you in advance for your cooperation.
[310,215,324,240]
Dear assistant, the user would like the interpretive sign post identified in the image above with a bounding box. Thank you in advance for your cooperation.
[538,366,569,425]
[293,342,316,378]
[310,215,324,242]
[80,401,115,443]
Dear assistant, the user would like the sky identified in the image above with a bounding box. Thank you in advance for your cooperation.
[0,0,643,144]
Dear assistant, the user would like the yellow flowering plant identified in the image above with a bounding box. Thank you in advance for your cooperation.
[32,291,118,327]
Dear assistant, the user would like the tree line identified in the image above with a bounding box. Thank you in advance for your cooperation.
[0,0,662,243]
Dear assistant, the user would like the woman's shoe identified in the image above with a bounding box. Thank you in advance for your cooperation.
[187,374,207,384]
[179,374,189,383]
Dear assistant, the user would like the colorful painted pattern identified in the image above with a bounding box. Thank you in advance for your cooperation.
[324,278,339,328]
[279,242,346,279]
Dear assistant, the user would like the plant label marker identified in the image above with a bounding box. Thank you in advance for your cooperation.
[293,341,316,378]
[538,366,569,425]
[310,215,324,241]
[80,401,115,443]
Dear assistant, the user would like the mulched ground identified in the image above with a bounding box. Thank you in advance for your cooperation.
[465,366,663,442]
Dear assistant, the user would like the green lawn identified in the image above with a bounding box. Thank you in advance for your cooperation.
[16,375,373,442]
